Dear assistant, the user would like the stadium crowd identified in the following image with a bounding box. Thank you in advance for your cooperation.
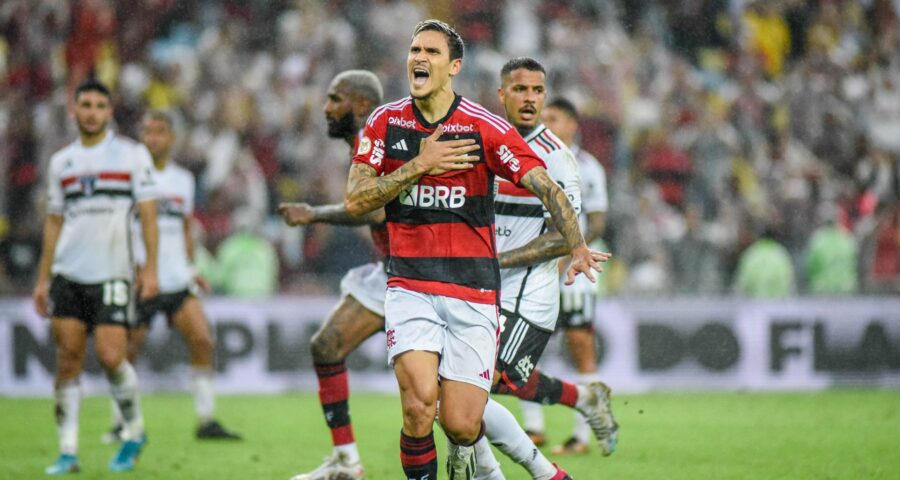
[1,0,899,297]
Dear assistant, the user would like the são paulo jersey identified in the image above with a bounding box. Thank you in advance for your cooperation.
[571,145,608,228]
[132,162,195,293]
[353,94,545,304]
[496,125,582,328]
[46,132,157,283]
[560,145,610,297]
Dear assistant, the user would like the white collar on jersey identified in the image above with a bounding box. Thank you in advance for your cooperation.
[523,124,546,142]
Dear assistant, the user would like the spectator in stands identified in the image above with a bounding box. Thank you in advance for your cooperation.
[213,208,278,298]
[805,203,859,295]
[734,222,796,298]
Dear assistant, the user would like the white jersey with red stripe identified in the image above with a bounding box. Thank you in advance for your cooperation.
[46,131,157,283]
[132,162,195,293]
[496,125,582,329]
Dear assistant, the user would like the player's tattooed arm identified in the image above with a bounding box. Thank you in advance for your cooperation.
[278,202,385,226]
[498,228,567,269]
[344,162,428,216]
[344,125,480,215]
[498,224,610,269]
[519,167,584,251]
[519,167,604,283]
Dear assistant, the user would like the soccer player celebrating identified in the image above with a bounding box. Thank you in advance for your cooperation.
[524,97,612,455]
[102,110,241,441]
[33,79,158,474]
[279,69,387,480]
[346,20,600,479]
[471,59,618,480]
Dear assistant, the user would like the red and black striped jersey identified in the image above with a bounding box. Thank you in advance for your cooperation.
[352,94,546,304]
[352,129,390,258]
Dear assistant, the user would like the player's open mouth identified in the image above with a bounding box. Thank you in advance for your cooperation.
[519,105,536,120]
[412,67,429,88]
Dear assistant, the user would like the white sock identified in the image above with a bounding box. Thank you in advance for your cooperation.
[335,443,361,465]
[483,399,556,480]
[519,399,545,433]
[110,397,122,426]
[574,384,590,410]
[473,435,504,480]
[191,367,215,423]
[573,374,598,442]
[447,442,475,477]
[55,379,80,455]
[108,361,144,440]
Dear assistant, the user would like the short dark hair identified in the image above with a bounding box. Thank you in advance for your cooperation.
[546,97,579,121]
[500,57,546,81]
[143,110,175,131]
[413,19,465,61]
[74,79,112,102]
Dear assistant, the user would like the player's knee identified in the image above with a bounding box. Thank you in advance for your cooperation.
[440,414,481,445]
[310,330,343,364]
[401,398,436,434]
[56,346,85,379]
[95,344,125,372]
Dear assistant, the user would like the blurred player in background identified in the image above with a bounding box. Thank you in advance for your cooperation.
[103,110,241,442]
[278,69,386,480]
[346,20,599,479]
[472,59,616,480]
[33,79,158,474]
[520,98,613,455]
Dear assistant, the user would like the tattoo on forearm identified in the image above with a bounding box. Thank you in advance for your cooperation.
[315,204,382,225]
[498,230,569,268]
[345,163,427,215]
[520,168,584,250]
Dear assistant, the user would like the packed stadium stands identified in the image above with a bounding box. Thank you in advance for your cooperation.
[1,0,898,296]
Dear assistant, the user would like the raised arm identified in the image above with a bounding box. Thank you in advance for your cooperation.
[518,167,600,283]
[344,124,480,216]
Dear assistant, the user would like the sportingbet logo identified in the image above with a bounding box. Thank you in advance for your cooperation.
[370,139,385,166]
[399,184,466,209]
[442,123,474,133]
[497,144,520,172]
[388,116,417,129]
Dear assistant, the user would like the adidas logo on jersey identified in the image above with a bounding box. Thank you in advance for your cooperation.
[392,139,409,151]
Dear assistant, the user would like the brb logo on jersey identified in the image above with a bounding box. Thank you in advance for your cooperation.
[399,184,466,209]
[370,139,385,166]
[497,145,520,172]
[388,116,417,129]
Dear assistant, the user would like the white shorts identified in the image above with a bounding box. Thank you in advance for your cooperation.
[339,262,388,317]
[384,286,499,392]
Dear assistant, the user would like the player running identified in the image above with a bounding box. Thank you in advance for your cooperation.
[345,20,600,479]
[279,69,388,480]
[521,97,612,455]
[102,110,241,442]
[471,59,617,480]
[33,79,158,474]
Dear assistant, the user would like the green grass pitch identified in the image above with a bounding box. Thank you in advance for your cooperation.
[1,390,898,479]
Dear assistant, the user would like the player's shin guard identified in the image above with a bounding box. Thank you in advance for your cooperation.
[400,430,437,480]
[314,362,361,462]
[108,361,144,440]
[483,398,557,480]
[191,367,215,423]
[55,379,81,455]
